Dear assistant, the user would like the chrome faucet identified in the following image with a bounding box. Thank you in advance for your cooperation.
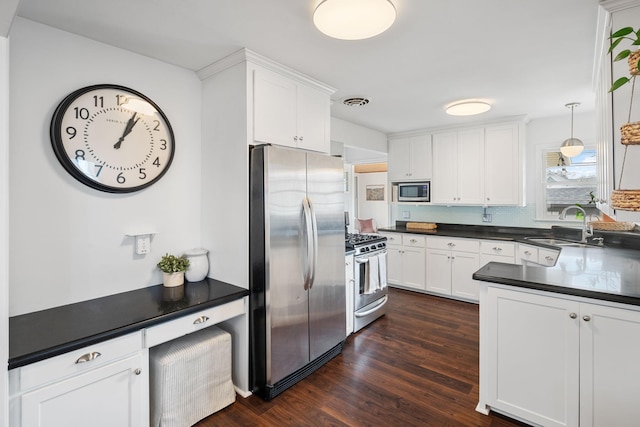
[559,205,592,243]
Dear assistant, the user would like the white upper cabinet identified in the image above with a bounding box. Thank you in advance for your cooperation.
[432,128,484,205]
[387,134,432,182]
[432,121,524,206]
[253,67,330,153]
[484,123,523,206]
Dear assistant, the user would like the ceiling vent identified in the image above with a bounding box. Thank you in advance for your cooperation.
[342,97,370,107]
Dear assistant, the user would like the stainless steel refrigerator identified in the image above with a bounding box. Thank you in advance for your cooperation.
[249,144,346,400]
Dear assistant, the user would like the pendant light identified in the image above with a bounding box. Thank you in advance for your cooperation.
[560,102,584,157]
[313,0,396,40]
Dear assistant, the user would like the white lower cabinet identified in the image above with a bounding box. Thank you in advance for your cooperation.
[426,237,480,301]
[479,241,516,265]
[10,332,148,427]
[480,285,640,427]
[380,233,426,291]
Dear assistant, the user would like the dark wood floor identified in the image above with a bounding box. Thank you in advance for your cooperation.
[197,287,529,426]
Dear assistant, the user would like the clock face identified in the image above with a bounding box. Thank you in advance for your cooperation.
[50,84,175,193]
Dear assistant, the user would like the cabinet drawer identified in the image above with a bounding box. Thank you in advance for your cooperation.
[427,236,479,253]
[378,232,401,246]
[402,234,426,248]
[145,298,245,348]
[518,244,538,262]
[480,241,516,257]
[538,248,560,266]
[17,331,143,391]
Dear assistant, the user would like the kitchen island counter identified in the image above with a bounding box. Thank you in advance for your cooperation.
[9,278,249,369]
[473,243,640,306]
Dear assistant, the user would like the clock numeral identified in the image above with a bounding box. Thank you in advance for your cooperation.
[66,126,77,139]
[93,96,104,108]
[153,120,160,131]
[117,172,126,184]
[153,157,161,168]
[139,168,147,180]
[160,139,167,150]
[75,149,85,161]
[74,107,90,120]
[95,165,103,177]
[116,94,128,106]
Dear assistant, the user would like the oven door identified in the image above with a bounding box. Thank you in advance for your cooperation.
[354,250,388,311]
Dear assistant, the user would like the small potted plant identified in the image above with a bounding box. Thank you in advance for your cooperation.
[157,253,190,287]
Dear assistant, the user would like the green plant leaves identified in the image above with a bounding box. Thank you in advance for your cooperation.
[610,77,630,92]
[612,27,634,38]
[614,49,631,62]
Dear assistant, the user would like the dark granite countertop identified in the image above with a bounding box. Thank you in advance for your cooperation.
[473,244,640,306]
[9,278,249,369]
[379,222,640,250]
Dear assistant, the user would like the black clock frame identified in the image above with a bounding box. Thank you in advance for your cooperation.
[50,84,175,193]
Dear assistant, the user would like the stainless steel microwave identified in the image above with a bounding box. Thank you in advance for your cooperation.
[397,182,430,202]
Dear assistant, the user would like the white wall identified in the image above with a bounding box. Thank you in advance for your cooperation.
[355,172,388,230]
[9,18,203,315]
[1,32,9,427]
[331,117,387,153]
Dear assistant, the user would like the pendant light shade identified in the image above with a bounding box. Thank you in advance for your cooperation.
[560,102,584,157]
[313,0,396,40]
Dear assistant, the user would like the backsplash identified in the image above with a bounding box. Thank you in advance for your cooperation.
[390,204,567,229]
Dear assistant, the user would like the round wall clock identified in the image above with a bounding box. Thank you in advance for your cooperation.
[50,84,175,193]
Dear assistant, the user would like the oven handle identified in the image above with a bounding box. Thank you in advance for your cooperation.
[355,249,386,263]
[354,295,388,317]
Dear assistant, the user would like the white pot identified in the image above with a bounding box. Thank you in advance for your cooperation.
[184,248,209,282]
[163,271,185,288]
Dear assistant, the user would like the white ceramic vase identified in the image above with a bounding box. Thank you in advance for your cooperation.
[163,271,185,288]
[184,248,209,282]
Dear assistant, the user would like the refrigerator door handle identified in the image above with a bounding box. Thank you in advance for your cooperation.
[307,198,318,288]
[302,197,314,290]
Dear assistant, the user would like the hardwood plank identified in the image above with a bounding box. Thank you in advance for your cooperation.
[196,288,530,426]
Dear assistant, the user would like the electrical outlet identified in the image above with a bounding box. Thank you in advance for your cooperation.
[136,235,150,254]
[482,214,492,223]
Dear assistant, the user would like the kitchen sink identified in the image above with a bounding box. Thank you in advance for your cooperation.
[524,237,602,248]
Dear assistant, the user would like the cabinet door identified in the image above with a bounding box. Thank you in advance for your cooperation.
[580,303,640,427]
[21,353,147,427]
[484,124,521,205]
[401,247,426,291]
[450,251,480,301]
[425,249,452,295]
[253,68,297,147]
[388,137,412,181]
[408,135,432,180]
[485,287,579,427]
[296,84,330,153]
[432,132,458,204]
[457,128,484,204]
[386,246,403,285]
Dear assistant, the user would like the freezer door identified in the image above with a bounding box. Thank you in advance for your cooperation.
[306,152,347,360]
[264,147,310,384]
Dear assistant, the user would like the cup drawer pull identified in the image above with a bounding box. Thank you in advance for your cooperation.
[75,351,101,364]
[193,315,210,325]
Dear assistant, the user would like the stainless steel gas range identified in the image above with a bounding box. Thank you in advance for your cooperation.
[346,233,388,332]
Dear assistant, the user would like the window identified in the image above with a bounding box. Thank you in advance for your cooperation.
[538,148,598,220]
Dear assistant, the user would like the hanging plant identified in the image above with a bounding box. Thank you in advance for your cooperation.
[609,26,640,211]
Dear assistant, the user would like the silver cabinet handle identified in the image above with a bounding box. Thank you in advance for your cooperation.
[545,256,554,261]
[134,369,141,375]
[410,239,417,243]
[75,351,101,364]
[524,250,532,256]
[583,315,591,322]
[569,313,577,319]
[193,315,210,324]
[493,247,502,252]
[293,136,298,141]
[299,136,303,141]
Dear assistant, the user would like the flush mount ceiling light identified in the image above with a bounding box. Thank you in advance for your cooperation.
[445,100,491,116]
[313,0,396,40]
[560,102,584,157]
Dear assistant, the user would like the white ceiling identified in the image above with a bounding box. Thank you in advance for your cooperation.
[14,0,600,137]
